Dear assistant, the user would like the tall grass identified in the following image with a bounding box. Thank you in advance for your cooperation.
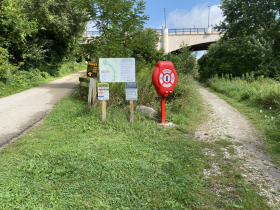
[207,74,280,109]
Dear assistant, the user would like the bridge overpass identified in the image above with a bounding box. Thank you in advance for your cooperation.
[84,27,222,53]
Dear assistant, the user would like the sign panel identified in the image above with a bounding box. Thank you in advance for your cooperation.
[87,61,98,78]
[126,83,138,101]
[98,83,109,100]
[99,58,135,82]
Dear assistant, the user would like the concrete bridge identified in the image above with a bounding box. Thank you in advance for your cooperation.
[84,27,222,53]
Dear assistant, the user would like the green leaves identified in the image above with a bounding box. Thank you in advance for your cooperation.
[200,0,280,80]
[217,0,279,39]
[0,0,89,76]
[86,0,152,59]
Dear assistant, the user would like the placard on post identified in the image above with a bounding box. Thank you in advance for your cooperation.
[99,58,135,83]
[87,61,98,78]
[126,83,137,123]
[98,83,109,100]
[86,61,98,109]
[126,83,138,101]
[98,83,109,120]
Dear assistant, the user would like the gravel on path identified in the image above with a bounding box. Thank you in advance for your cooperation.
[195,87,280,208]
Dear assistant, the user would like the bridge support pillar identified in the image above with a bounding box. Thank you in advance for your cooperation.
[206,27,212,35]
[163,28,169,54]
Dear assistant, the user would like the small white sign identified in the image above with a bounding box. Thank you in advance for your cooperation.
[98,83,109,100]
[126,83,137,101]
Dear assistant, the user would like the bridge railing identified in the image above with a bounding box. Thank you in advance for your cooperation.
[84,28,219,36]
[169,28,206,33]
[156,28,219,34]
[85,31,102,36]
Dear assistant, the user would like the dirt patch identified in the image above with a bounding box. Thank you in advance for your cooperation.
[195,87,280,208]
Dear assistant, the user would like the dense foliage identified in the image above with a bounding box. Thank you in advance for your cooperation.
[0,0,89,80]
[84,0,160,63]
[198,0,280,79]
[0,0,197,93]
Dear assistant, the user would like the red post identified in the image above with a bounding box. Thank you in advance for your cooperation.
[161,96,166,123]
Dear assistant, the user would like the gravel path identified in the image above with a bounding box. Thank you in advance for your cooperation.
[195,87,280,208]
[0,71,85,148]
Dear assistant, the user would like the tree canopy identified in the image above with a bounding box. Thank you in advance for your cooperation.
[84,0,160,60]
[0,0,89,76]
[199,0,280,79]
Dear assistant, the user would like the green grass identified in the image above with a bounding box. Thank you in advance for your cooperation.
[204,75,280,165]
[0,73,274,209]
[0,62,86,99]
[0,86,209,209]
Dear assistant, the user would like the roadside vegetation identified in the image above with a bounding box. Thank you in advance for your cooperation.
[0,0,278,208]
[0,62,272,209]
[0,0,89,96]
[0,61,86,98]
[198,0,280,165]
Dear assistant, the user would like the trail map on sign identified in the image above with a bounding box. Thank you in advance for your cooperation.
[99,58,135,82]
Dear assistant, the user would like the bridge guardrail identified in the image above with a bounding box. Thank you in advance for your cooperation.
[85,28,219,36]
[85,31,102,36]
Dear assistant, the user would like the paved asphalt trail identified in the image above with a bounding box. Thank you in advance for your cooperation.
[0,71,85,148]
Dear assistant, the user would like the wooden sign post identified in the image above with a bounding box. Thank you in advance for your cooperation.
[86,61,98,109]
[102,101,106,120]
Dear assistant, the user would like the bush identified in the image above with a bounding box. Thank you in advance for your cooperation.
[198,36,279,80]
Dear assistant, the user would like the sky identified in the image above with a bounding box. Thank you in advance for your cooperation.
[144,0,223,29]
[87,0,225,58]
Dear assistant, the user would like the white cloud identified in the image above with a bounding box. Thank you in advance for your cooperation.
[157,4,224,29]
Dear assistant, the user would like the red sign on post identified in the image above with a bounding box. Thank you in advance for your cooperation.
[152,61,177,124]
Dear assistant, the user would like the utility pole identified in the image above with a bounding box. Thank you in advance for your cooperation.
[208,6,210,27]
[164,8,166,29]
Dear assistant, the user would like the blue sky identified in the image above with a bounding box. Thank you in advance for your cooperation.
[87,0,224,30]
[144,0,223,29]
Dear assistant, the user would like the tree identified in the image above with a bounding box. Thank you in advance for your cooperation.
[198,36,277,79]
[0,0,38,79]
[131,28,160,64]
[198,0,280,80]
[22,0,89,72]
[86,0,150,59]
[216,0,279,39]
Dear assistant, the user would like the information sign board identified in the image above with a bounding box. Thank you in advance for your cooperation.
[125,83,138,101]
[98,83,109,100]
[87,61,98,78]
[99,58,135,82]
